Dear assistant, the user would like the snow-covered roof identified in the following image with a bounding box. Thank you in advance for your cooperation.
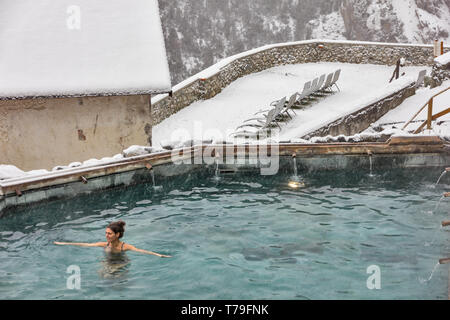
[0,0,171,100]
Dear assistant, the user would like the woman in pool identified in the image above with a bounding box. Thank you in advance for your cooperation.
[54,220,171,258]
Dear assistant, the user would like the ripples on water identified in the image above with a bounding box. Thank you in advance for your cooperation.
[0,167,448,299]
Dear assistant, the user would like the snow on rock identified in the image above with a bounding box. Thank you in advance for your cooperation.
[435,51,450,66]
[307,12,347,41]
[392,0,450,44]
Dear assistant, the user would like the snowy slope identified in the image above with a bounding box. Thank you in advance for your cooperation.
[160,0,450,84]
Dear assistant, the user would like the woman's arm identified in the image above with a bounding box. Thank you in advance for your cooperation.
[54,241,107,248]
[124,244,171,257]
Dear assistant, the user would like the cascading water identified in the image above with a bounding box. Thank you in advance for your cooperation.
[213,153,221,181]
[435,170,447,185]
[288,154,304,188]
[367,150,374,177]
[419,262,441,284]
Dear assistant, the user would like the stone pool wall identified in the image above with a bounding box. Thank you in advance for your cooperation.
[2,137,450,216]
[152,40,449,126]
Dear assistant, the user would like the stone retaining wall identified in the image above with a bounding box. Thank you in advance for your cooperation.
[152,40,449,128]
[432,60,450,87]
[301,83,416,139]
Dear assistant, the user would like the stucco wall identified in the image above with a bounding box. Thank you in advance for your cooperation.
[0,94,152,171]
[152,40,449,126]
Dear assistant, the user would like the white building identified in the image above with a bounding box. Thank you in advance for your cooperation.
[0,0,171,170]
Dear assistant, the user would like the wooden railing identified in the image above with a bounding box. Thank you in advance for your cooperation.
[402,86,450,133]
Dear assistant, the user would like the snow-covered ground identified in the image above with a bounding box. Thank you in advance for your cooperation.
[152,62,430,146]
[362,79,450,139]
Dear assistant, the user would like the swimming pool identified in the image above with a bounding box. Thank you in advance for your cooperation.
[0,167,448,299]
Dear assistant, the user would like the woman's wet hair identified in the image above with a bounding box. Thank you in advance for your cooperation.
[107,220,126,238]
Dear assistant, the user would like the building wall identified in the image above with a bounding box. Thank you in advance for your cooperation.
[152,40,449,126]
[0,94,152,171]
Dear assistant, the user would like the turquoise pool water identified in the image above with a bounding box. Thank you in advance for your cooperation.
[0,167,449,299]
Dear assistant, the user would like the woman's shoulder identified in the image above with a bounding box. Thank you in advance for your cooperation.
[121,242,135,251]
[94,242,108,247]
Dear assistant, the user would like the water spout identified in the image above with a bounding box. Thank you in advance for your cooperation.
[435,170,447,185]
[292,153,298,177]
[432,195,445,213]
[150,169,156,187]
[213,153,221,181]
[367,150,374,176]
[439,257,450,264]
[441,220,450,227]
[419,262,440,283]
[288,153,305,189]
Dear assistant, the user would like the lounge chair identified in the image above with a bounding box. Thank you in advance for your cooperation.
[292,80,317,108]
[317,73,334,94]
[415,69,426,88]
[231,107,281,137]
[256,93,298,120]
[309,78,319,93]
[330,69,341,91]
[303,77,321,101]
[310,74,326,97]
[277,93,298,120]
[239,97,286,129]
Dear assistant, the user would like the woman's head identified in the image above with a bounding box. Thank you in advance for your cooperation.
[105,220,126,241]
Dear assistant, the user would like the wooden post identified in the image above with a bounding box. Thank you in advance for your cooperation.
[441,41,444,55]
[427,99,433,130]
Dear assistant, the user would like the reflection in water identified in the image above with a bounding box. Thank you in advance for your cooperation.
[98,252,130,279]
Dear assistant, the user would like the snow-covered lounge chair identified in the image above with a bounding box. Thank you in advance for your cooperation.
[329,69,341,91]
[239,97,286,130]
[292,80,315,108]
[236,97,286,129]
[317,73,334,94]
[255,94,297,120]
[231,107,281,137]
[310,74,326,97]
[415,69,426,88]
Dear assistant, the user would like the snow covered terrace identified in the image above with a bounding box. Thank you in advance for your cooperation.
[153,62,441,146]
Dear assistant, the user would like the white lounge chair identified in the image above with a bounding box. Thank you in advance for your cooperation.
[239,97,286,129]
[415,69,426,88]
[231,107,281,137]
[330,69,341,91]
[317,73,334,94]
[310,74,326,97]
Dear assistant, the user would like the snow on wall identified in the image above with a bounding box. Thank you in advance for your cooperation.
[435,51,450,66]
[0,0,171,99]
